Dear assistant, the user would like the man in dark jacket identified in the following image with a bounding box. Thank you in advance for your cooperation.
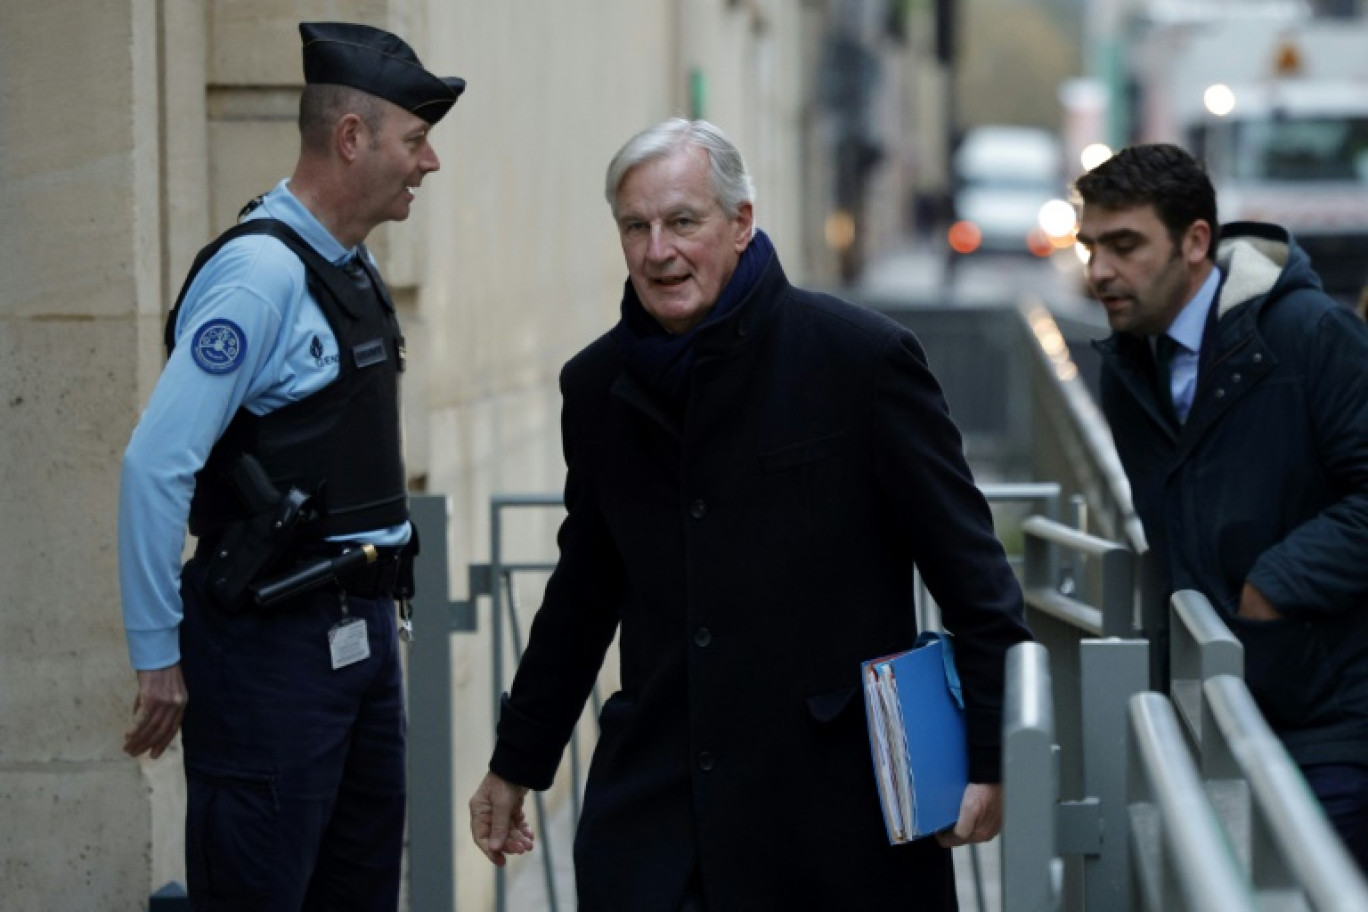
[466,118,1031,910]
[1077,143,1368,869]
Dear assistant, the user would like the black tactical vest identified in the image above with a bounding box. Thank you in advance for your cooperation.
[165,218,408,540]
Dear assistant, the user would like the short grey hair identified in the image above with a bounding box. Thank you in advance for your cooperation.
[605,118,756,223]
[299,84,388,153]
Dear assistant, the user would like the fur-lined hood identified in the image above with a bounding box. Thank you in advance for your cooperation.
[1214,221,1322,321]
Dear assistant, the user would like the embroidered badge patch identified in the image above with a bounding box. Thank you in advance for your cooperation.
[190,319,247,374]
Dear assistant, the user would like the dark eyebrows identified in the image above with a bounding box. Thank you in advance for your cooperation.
[1077,227,1145,249]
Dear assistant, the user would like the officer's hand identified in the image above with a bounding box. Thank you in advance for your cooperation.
[469,770,535,866]
[936,782,1003,848]
[123,664,187,760]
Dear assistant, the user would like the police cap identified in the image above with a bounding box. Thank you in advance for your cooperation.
[299,22,466,125]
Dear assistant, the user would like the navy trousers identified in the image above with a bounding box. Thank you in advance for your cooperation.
[179,558,406,911]
[1303,763,1368,873]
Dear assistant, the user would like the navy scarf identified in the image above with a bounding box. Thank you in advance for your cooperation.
[610,229,775,416]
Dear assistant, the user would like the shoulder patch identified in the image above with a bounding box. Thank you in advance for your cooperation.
[190,319,248,374]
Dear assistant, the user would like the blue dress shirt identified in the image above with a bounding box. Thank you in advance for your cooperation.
[1161,265,1222,424]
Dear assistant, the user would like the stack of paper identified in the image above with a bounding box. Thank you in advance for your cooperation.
[861,632,968,843]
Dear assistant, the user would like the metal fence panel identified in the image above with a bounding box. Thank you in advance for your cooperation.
[1127,693,1257,912]
[1003,642,1059,912]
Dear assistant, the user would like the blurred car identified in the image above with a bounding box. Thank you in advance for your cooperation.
[947,125,1069,263]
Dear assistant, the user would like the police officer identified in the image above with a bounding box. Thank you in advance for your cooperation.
[118,22,464,909]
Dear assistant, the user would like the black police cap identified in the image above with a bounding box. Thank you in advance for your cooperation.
[300,22,466,125]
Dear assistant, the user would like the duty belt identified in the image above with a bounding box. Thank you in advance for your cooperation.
[194,537,413,608]
[292,541,407,600]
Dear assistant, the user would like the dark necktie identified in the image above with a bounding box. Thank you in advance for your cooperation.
[1154,334,1180,426]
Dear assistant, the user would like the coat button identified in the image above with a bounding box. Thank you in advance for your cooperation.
[1213,388,1226,399]
[690,499,707,519]
[694,627,712,647]
[698,751,715,771]
[1231,372,1242,384]
[1253,353,1264,364]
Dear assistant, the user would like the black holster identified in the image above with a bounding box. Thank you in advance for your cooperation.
[201,455,315,610]
[246,524,418,609]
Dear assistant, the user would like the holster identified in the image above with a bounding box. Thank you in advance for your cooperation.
[202,455,316,610]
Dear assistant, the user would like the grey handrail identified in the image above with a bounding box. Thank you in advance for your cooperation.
[982,481,1064,505]
[916,483,1061,633]
[1127,693,1257,911]
[488,494,566,912]
[1170,591,1243,678]
[1202,675,1368,911]
[1019,298,1146,553]
[1168,589,1243,751]
[1021,514,1135,636]
[1002,642,1059,912]
[406,493,479,912]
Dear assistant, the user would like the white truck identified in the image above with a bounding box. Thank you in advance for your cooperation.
[1122,1,1368,300]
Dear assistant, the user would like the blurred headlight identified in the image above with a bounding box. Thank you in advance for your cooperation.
[1038,199,1078,239]
[1080,144,1113,172]
[1204,83,1236,117]
[1027,228,1054,258]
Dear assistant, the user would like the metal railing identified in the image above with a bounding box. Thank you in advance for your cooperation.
[1199,676,1368,910]
[1021,515,1136,638]
[1012,506,1147,912]
[1126,692,1257,911]
[1167,589,1242,751]
[1002,642,1059,912]
[1001,588,1368,912]
[1174,592,1368,912]
[1001,633,1150,912]
[916,482,1062,632]
[485,494,573,912]
[406,494,480,912]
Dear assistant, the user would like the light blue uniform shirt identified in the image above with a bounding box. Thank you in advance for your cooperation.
[1161,265,1222,424]
[119,180,408,671]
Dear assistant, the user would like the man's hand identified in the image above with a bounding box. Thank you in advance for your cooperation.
[1238,583,1282,621]
[936,782,1003,848]
[123,664,187,759]
[469,770,536,866]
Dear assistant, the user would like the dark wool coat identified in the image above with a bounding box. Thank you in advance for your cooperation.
[1095,222,1368,768]
[491,249,1031,911]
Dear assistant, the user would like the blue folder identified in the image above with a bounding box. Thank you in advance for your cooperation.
[861,631,968,843]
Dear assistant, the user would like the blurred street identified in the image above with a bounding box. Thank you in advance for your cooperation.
[860,241,1086,309]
